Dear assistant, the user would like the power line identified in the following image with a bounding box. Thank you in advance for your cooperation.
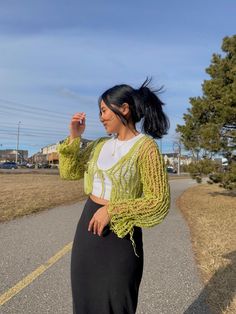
[0,98,72,117]
[0,132,64,139]
[0,126,68,135]
[0,98,99,121]
[0,127,67,136]
[0,136,62,146]
[0,143,58,149]
[0,123,99,134]
[0,104,69,119]
[0,108,69,122]
[0,111,99,124]
[0,122,69,132]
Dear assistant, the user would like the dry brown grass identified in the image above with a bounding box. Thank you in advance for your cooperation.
[0,172,183,222]
[176,184,236,314]
[0,173,87,222]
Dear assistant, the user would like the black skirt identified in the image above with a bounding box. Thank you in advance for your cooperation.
[71,196,144,314]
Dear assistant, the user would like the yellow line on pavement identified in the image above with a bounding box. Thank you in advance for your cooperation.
[0,242,72,306]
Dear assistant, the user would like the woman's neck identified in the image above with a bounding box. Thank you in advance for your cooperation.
[116,126,140,141]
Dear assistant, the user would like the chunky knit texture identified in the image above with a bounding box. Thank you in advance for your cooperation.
[57,135,170,257]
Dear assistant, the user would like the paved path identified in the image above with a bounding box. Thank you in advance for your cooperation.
[0,178,211,313]
[137,178,211,314]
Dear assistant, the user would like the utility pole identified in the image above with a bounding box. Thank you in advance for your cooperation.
[177,143,181,175]
[173,140,182,175]
[16,121,21,163]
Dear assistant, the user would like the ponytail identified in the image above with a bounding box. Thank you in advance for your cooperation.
[133,77,170,139]
[99,77,170,139]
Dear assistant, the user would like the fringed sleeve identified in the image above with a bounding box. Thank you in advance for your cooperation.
[107,139,171,240]
[57,136,96,180]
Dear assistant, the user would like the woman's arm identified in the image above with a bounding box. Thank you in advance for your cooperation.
[56,111,95,180]
[107,139,171,237]
[57,136,96,180]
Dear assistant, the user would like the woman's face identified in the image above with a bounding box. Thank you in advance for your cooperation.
[99,100,124,134]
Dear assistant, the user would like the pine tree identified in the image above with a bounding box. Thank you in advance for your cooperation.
[176,35,236,189]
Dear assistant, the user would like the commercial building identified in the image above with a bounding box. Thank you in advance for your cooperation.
[29,138,93,166]
[0,149,28,163]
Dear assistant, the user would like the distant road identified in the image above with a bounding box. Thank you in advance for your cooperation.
[0,178,211,314]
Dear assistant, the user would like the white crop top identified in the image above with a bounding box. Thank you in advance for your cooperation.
[92,133,145,200]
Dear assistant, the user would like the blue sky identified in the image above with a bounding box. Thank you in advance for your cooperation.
[0,0,235,157]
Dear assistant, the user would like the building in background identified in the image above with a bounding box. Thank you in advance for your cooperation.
[28,138,93,167]
[163,153,193,169]
[28,152,47,165]
[0,149,28,163]
[42,143,59,166]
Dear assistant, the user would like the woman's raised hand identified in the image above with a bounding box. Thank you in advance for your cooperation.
[69,112,86,142]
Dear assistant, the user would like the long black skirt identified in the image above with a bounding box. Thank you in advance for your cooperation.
[71,196,144,314]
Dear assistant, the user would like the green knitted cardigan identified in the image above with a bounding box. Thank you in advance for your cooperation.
[57,134,170,257]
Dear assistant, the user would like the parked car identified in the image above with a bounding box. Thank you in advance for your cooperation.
[166,167,177,174]
[50,164,59,169]
[26,163,35,168]
[38,163,51,169]
[17,162,28,168]
[0,162,18,169]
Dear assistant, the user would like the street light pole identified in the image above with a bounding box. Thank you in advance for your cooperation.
[173,140,182,176]
[16,121,21,163]
[178,144,181,175]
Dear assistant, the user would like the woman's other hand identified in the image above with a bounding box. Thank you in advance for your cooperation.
[69,112,86,142]
[88,205,111,236]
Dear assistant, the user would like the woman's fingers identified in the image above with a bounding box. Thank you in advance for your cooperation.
[88,206,111,236]
[98,224,104,236]
[88,216,94,232]
[71,115,86,122]
[93,221,103,235]
[72,112,86,119]
[93,221,98,234]
[88,217,98,234]
[71,113,86,120]
[68,112,86,138]
[88,217,104,236]
[69,112,86,132]
[71,113,86,125]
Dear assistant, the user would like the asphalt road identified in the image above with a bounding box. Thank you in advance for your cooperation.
[0,178,211,314]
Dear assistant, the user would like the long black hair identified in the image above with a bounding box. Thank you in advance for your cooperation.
[98,77,170,139]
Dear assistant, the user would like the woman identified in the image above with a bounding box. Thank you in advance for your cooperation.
[57,78,171,314]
